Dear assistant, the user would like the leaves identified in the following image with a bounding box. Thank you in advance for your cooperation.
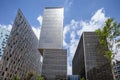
[96,18,120,62]
[80,77,85,80]
[12,76,20,80]
[36,74,44,80]
[26,71,34,80]
[104,51,112,60]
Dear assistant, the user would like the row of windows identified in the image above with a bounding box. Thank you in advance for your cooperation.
[0,11,41,79]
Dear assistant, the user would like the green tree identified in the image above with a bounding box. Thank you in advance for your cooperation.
[26,71,34,80]
[80,77,85,80]
[12,76,20,80]
[96,18,120,63]
[36,74,44,80]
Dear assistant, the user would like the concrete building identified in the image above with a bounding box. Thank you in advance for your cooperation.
[113,60,120,80]
[42,49,67,80]
[0,27,10,60]
[0,9,42,80]
[39,7,67,80]
[72,32,113,80]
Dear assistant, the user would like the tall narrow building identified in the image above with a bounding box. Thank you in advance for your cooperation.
[39,7,67,80]
[39,7,63,50]
[0,27,10,60]
[72,32,113,80]
[0,9,42,80]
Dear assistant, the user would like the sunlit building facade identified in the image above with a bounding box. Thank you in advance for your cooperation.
[0,27,10,60]
[39,7,63,50]
[39,7,67,80]
[0,9,42,80]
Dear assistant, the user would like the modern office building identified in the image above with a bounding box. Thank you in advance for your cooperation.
[0,9,42,80]
[113,60,120,80]
[0,27,10,60]
[39,7,67,80]
[72,32,113,80]
[42,49,67,80]
[39,7,63,51]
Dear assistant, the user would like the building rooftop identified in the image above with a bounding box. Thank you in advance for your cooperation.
[45,7,63,9]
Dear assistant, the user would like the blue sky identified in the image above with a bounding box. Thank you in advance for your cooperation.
[0,0,120,75]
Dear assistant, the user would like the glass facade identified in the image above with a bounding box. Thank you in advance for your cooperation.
[0,27,10,60]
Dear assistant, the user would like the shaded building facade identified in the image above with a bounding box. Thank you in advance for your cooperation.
[42,49,67,80]
[39,7,67,80]
[72,32,113,80]
[113,60,120,80]
[0,27,10,60]
[0,9,42,80]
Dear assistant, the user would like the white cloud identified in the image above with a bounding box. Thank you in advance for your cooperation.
[32,15,43,39]
[64,0,73,12]
[32,27,41,39]
[37,15,43,26]
[64,8,108,74]
[0,24,12,31]
[63,25,70,39]
[63,25,70,47]
[63,39,68,47]
[0,24,41,40]
[91,8,106,22]
[77,8,108,36]
[0,15,42,40]
[68,64,72,75]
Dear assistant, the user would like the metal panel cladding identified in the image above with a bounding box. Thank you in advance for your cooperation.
[39,7,63,49]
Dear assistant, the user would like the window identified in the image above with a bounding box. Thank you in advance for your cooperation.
[2,72,4,76]
[10,54,12,57]
[6,57,9,61]
[5,68,8,71]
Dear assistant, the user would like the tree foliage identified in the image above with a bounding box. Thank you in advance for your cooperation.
[36,74,44,80]
[12,71,44,80]
[80,77,85,80]
[96,18,120,62]
[12,76,20,80]
[26,71,34,80]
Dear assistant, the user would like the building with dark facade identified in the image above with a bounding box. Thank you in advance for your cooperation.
[72,32,113,80]
[0,27,10,60]
[38,7,67,80]
[0,9,42,80]
[113,60,120,80]
[42,49,67,80]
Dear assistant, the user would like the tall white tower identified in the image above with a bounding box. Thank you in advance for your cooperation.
[39,7,63,51]
[39,7,67,80]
